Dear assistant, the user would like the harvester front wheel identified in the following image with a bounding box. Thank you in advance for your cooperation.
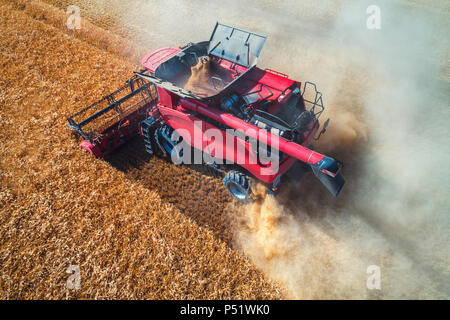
[223,171,252,202]
[155,125,184,164]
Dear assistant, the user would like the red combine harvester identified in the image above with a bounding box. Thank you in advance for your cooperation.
[67,23,345,202]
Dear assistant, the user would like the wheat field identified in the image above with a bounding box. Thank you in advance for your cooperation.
[0,0,283,299]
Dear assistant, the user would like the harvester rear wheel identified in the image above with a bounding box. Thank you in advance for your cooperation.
[223,170,252,202]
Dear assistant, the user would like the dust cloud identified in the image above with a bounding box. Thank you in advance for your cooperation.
[115,0,449,298]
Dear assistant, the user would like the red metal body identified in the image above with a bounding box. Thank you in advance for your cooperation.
[67,23,345,197]
[142,47,325,184]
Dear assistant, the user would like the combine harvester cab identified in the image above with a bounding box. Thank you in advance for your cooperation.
[68,22,345,202]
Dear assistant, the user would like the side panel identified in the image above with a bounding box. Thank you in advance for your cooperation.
[157,87,179,108]
[158,105,285,183]
[180,98,326,165]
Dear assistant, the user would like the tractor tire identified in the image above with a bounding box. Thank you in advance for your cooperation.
[154,125,184,164]
[141,117,158,156]
[223,170,252,202]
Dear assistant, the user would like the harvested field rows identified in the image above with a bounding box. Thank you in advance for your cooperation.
[0,0,283,299]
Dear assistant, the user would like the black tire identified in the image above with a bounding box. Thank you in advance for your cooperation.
[223,170,252,202]
[154,125,184,164]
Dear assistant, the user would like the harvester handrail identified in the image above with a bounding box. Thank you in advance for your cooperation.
[242,83,274,103]
[301,81,324,119]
